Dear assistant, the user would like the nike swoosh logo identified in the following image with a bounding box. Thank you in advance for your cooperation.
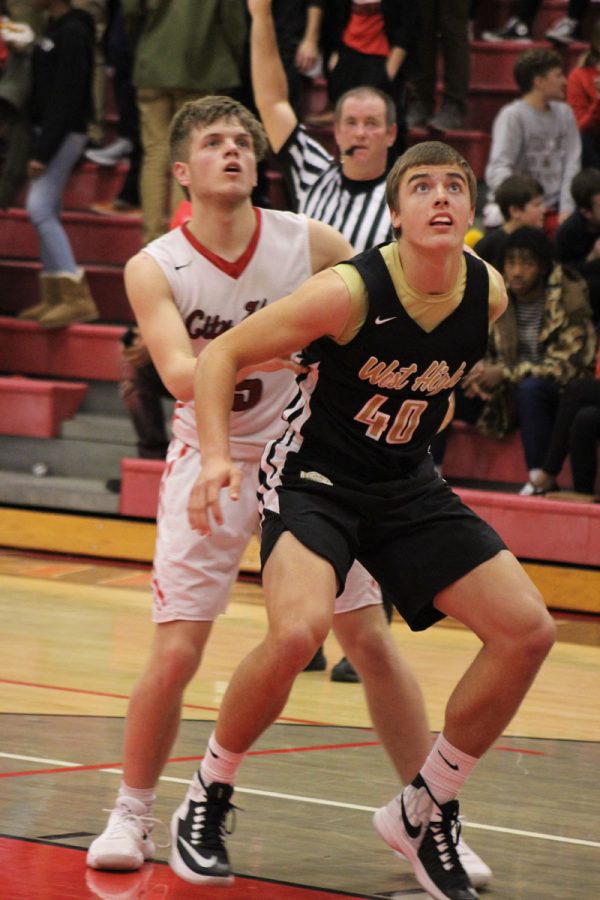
[400,794,422,840]
[174,262,191,270]
[374,315,396,325]
[437,749,459,770]
[178,835,217,868]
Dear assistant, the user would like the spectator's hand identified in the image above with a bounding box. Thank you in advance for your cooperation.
[27,160,46,179]
[295,37,319,74]
[327,50,339,72]
[587,237,600,262]
[558,210,570,224]
[188,458,243,535]
[477,363,504,390]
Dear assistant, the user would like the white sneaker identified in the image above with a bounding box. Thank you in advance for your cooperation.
[85,138,134,166]
[545,17,578,45]
[455,839,493,889]
[87,797,156,871]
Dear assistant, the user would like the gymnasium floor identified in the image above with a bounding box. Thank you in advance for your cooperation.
[1,549,599,899]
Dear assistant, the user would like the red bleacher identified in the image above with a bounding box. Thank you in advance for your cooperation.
[0,375,88,438]
[0,317,126,381]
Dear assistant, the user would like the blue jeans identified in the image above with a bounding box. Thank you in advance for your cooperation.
[25,131,87,274]
[515,376,560,470]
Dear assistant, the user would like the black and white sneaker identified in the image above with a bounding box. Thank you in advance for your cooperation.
[169,773,235,886]
[481,16,532,42]
[373,774,478,900]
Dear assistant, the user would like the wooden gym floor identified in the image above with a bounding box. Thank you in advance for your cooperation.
[0,547,599,899]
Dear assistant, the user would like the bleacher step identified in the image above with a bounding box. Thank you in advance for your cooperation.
[0,471,120,514]
[0,318,126,381]
[0,431,134,480]
[60,413,137,444]
[0,208,142,265]
[457,487,600,567]
[0,376,88,438]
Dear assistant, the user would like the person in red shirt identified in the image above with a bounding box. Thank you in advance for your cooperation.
[567,19,600,168]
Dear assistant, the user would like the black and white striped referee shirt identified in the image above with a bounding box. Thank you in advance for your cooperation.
[276,125,393,253]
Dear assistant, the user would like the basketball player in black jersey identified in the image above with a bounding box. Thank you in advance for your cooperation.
[183,141,556,900]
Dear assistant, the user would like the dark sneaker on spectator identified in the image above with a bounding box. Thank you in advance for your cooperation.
[330,656,360,683]
[303,646,327,671]
[429,102,464,132]
[170,773,234,886]
[406,100,430,129]
[545,17,578,45]
[482,17,532,42]
[374,774,477,900]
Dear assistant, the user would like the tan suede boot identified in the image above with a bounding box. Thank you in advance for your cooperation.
[18,272,61,321]
[37,269,99,329]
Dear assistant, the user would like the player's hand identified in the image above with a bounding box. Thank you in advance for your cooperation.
[187,459,243,536]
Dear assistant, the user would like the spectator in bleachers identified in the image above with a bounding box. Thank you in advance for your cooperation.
[312,0,419,156]
[0,1,43,209]
[270,0,323,117]
[475,173,545,269]
[121,0,247,245]
[481,0,590,47]
[431,227,597,493]
[406,0,470,131]
[73,0,107,147]
[482,0,540,41]
[19,0,99,329]
[481,0,593,44]
[524,344,600,497]
[566,18,600,169]
[555,167,600,325]
[546,0,596,46]
[86,0,141,214]
[484,48,581,237]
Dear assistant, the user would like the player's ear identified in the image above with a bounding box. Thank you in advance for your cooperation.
[173,160,190,189]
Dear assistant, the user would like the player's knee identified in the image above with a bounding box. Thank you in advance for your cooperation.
[272,621,328,672]
[507,589,556,665]
[152,641,202,692]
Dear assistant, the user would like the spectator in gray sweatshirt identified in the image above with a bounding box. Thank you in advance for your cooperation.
[484,48,581,239]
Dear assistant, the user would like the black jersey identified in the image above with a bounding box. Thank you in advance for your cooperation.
[268,245,490,483]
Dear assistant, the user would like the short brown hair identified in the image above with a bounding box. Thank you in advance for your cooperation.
[168,95,268,165]
[334,86,396,127]
[513,48,563,94]
[385,141,477,230]
[494,173,544,220]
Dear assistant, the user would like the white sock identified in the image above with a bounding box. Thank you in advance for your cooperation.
[118,781,156,814]
[419,733,478,806]
[199,731,245,786]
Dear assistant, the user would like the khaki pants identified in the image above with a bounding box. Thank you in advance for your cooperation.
[136,87,206,245]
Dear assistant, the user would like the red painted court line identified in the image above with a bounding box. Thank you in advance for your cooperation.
[1,741,382,779]
[0,836,369,899]
[0,677,332,726]
[494,746,546,756]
